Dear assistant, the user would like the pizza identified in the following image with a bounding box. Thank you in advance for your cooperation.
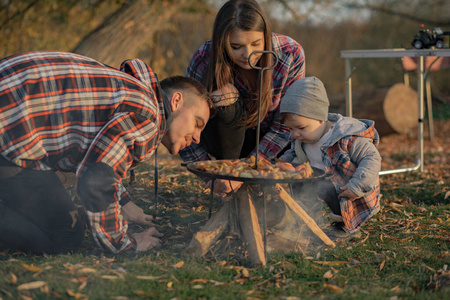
[191,156,314,180]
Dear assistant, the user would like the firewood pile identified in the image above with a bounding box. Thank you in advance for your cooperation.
[184,182,336,266]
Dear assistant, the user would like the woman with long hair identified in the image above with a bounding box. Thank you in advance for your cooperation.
[180,0,305,196]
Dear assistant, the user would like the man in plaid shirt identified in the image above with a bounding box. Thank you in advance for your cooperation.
[0,51,213,256]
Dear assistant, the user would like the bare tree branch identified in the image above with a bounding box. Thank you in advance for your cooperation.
[344,3,450,27]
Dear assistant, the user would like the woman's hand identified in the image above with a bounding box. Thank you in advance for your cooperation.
[205,179,243,198]
[211,83,239,107]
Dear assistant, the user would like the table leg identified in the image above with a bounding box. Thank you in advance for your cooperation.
[418,56,425,172]
[425,76,434,141]
[345,58,353,117]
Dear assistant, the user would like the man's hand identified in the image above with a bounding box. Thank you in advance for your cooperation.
[338,185,359,201]
[205,179,243,198]
[121,201,154,226]
[134,227,163,252]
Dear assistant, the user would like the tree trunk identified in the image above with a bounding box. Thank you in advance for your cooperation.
[72,0,185,68]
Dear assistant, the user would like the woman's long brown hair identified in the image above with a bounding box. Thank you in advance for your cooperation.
[205,0,273,128]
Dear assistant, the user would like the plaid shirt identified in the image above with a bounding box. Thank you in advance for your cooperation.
[322,117,381,232]
[0,51,168,255]
[180,33,305,162]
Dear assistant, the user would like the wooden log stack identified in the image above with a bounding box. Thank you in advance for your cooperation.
[184,183,335,266]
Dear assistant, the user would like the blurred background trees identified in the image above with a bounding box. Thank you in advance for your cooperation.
[1,0,449,98]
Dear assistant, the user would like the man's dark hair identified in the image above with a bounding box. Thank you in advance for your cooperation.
[160,76,215,117]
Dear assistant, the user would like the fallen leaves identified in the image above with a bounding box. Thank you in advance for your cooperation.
[445,191,450,200]
[173,260,184,269]
[379,260,386,272]
[135,275,163,280]
[77,267,97,274]
[66,289,88,300]
[323,270,334,279]
[17,281,47,291]
[8,272,17,285]
[22,264,43,273]
[313,260,347,266]
[426,264,450,291]
[323,283,343,293]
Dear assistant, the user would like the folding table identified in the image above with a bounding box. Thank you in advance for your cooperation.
[341,48,450,175]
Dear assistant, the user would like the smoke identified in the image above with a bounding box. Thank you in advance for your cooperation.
[264,181,330,255]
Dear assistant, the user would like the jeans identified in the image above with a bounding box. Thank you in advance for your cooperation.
[0,155,84,254]
[199,98,266,159]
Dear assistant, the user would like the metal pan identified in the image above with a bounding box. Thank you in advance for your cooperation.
[185,160,331,184]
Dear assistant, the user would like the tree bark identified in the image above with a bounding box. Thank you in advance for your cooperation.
[72,0,185,68]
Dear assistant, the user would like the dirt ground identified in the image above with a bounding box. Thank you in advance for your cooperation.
[377,118,450,177]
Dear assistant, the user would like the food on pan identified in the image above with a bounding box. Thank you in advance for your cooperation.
[191,156,314,179]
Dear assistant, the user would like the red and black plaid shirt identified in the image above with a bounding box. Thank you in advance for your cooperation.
[0,51,168,255]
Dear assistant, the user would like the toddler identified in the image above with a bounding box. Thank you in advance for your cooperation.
[280,77,382,240]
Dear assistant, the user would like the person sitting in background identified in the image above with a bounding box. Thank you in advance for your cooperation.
[180,0,305,197]
[279,77,382,240]
[0,51,214,255]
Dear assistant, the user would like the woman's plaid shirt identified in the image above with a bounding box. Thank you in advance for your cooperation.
[180,33,305,162]
[0,51,168,255]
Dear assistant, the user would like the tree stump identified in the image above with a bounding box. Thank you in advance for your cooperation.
[328,83,418,136]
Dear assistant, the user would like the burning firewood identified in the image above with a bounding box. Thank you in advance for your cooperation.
[184,181,335,266]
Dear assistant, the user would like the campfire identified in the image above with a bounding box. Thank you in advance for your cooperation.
[183,159,335,266]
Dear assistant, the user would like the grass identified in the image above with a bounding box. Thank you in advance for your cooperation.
[1,119,449,299]
[1,158,448,300]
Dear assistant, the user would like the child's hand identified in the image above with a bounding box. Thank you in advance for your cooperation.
[338,185,359,201]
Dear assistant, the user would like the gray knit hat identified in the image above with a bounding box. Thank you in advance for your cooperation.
[280,76,329,121]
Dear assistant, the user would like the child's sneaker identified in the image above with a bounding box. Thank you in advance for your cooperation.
[327,222,361,241]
